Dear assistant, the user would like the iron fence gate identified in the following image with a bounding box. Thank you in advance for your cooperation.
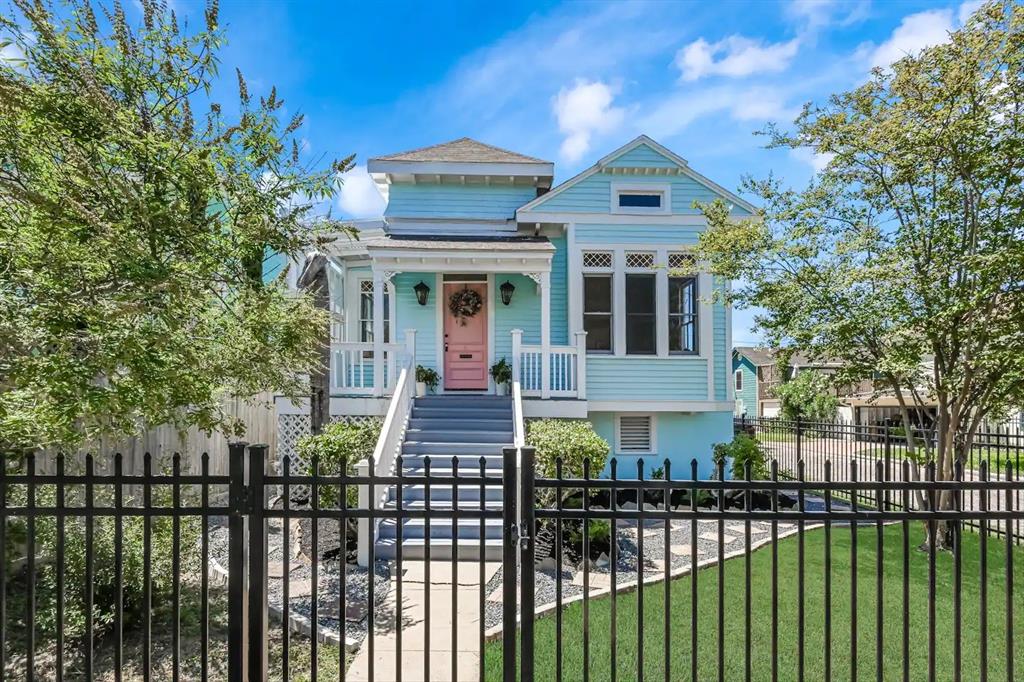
[3,443,1024,681]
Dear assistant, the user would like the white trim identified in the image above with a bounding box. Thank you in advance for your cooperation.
[434,272,444,392]
[567,223,581,341]
[368,159,553,178]
[516,134,758,217]
[610,181,671,215]
[725,280,734,402]
[540,270,551,399]
[613,249,626,356]
[615,413,657,455]
[521,398,588,419]
[734,368,743,392]
[588,400,735,412]
[517,212,713,226]
[487,273,496,392]
[699,272,714,399]
[655,249,669,357]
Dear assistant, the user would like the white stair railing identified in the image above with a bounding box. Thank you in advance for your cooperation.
[356,330,417,566]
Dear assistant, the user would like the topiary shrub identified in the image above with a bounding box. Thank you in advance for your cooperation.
[298,418,383,508]
[712,433,770,480]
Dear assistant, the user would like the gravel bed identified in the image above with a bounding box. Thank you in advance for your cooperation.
[483,492,853,630]
[209,518,390,648]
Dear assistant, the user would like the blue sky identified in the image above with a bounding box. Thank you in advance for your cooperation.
[159,0,978,344]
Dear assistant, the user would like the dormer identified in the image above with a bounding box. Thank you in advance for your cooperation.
[368,138,553,235]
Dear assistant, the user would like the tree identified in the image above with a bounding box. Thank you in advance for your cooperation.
[695,1,1024,545]
[775,370,839,423]
[0,0,354,450]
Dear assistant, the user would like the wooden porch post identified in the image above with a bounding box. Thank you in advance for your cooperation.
[511,329,523,388]
[372,271,385,397]
[575,330,588,400]
[540,270,551,399]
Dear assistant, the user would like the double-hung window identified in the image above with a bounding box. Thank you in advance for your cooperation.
[583,252,614,353]
[625,252,656,355]
[668,275,697,353]
[358,280,390,356]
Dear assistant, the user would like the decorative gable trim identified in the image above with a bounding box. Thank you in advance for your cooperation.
[516,134,758,217]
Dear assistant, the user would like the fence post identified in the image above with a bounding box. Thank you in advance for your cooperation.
[883,427,892,510]
[519,446,536,681]
[501,446,519,682]
[227,442,250,682]
[356,459,371,567]
[247,444,269,682]
[796,417,803,465]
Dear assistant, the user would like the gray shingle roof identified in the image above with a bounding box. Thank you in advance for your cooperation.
[371,138,550,164]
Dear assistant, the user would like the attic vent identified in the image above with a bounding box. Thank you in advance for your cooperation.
[582,251,613,269]
[668,252,693,270]
[617,414,655,454]
[625,252,655,269]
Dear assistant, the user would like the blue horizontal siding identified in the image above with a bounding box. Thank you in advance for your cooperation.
[386,183,537,220]
[733,356,758,416]
[394,273,438,371]
[714,302,727,401]
[549,235,569,346]
[586,357,708,400]
[605,143,678,168]
[534,172,733,215]
[493,274,541,363]
[575,223,703,245]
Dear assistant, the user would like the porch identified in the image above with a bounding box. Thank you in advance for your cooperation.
[327,234,588,403]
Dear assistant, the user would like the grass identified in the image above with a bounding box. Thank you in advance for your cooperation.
[862,446,1023,473]
[484,524,1024,681]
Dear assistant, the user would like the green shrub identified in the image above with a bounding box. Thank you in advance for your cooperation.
[298,418,382,507]
[4,460,200,643]
[528,419,609,507]
[712,434,770,480]
[490,358,512,385]
[776,370,839,422]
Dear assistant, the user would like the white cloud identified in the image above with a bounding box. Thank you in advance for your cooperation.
[641,85,798,139]
[786,0,870,30]
[336,165,385,219]
[553,79,625,162]
[958,0,985,25]
[868,8,954,68]
[676,35,801,81]
[0,42,25,64]
[790,147,836,173]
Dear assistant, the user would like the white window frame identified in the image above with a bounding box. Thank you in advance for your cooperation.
[582,252,615,355]
[735,369,743,391]
[352,277,395,353]
[610,181,671,215]
[615,413,657,455]
[667,274,699,355]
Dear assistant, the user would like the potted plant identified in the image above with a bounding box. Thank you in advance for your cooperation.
[490,358,513,396]
[415,365,440,397]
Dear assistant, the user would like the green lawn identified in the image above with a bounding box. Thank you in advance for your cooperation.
[863,446,1023,473]
[485,524,1024,681]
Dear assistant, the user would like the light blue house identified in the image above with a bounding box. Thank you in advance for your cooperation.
[277,135,750,558]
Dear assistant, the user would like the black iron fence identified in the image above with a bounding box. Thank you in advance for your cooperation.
[2,444,1024,681]
[737,415,1024,545]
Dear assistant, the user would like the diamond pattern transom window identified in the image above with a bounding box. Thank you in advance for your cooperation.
[668,252,693,269]
[360,280,373,293]
[583,251,613,269]
[625,252,655,269]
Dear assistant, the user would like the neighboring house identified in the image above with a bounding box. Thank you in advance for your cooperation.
[732,347,854,419]
[278,135,750,479]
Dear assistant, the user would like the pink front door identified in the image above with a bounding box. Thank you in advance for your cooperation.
[443,281,488,390]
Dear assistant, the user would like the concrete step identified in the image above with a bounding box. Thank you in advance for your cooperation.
[403,428,513,444]
[411,406,511,420]
[402,441,508,457]
[374,537,503,561]
[415,395,511,408]
[408,417,511,431]
[392,482,504,503]
[398,458,505,475]
[377,517,503,541]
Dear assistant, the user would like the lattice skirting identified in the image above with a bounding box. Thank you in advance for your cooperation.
[276,413,378,479]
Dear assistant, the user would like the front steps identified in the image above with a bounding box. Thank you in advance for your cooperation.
[375,395,512,561]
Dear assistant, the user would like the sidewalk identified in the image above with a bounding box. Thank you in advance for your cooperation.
[347,561,501,682]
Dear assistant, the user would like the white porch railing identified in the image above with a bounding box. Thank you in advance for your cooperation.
[356,331,417,566]
[511,329,587,399]
[330,341,404,395]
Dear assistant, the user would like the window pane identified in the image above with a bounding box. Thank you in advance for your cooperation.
[618,193,661,208]
[360,293,373,320]
[669,277,695,313]
[626,274,655,314]
[584,315,612,351]
[584,275,612,313]
[627,314,656,354]
[668,316,682,352]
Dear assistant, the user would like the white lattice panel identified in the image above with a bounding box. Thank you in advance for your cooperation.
[668,252,693,270]
[276,413,379,501]
[625,252,654,269]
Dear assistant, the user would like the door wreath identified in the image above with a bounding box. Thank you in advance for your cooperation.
[448,288,483,326]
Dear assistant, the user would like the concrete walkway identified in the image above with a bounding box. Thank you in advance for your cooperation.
[347,561,501,682]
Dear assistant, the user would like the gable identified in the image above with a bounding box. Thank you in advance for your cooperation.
[518,135,756,218]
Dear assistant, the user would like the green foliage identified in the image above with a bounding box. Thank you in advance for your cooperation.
[4,461,200,641]
[0,0,354,450]
[490,358,513,385]
[713,434,770,480]
[694,1,1024,479]
[415,365,440,391]
[528,419,610,506]
[297,418,382,507]
[775,371,839,422]
[568,519,611,547]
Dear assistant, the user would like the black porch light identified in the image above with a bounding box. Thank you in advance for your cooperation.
[500,280,516,306]
[413,280,431,306]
